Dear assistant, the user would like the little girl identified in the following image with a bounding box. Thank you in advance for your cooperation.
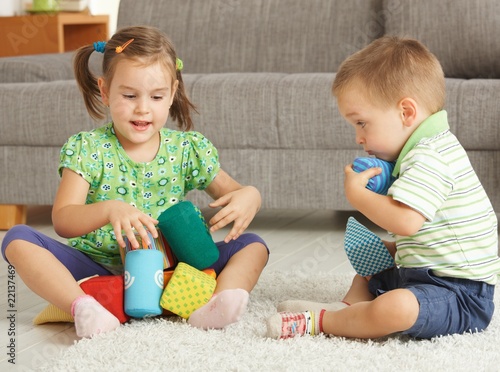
[1,26,268,338]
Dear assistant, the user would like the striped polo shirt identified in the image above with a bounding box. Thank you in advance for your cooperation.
[389,110,500,284]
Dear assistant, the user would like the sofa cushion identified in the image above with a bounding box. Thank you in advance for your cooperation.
[445,79,500,151]
[1,145,61,205]
[0,80,108,147]
[184,72,358,151]
[117,0,384,74]
[187,73,283,149]
[384,0,500,79]
[187,148,361,210]
[276,73,356,150]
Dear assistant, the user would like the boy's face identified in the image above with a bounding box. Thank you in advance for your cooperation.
[337,84,412,162]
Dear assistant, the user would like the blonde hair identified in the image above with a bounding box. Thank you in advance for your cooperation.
[332,36,445,113]
[74,25,196,131]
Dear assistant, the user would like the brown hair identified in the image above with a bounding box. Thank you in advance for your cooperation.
[74,25,196,131]
[332,36,445,113]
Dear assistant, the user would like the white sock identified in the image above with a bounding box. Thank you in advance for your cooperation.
[188,289,249,329]
[266,310,325,339]
[71,295,120,338]
[277,300,348,312]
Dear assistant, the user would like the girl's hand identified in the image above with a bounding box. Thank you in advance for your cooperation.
[208,186,261,243]
[53,168,158,248]
[106,200,159,249]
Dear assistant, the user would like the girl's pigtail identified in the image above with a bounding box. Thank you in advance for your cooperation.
[73,44,106,120]
[170,70,197,132]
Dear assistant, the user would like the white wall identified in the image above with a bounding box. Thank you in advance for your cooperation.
[0,0,22,16]
[88,0,121,36]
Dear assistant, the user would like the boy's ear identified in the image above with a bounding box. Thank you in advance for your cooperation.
[98,77,109,106]
[398,97,418,127]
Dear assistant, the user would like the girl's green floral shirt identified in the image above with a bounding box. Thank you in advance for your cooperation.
[58,123,220,272]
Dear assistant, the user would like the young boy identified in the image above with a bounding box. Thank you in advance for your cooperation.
[266,36,500,340]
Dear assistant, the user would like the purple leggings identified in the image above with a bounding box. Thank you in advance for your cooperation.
[1,225,268,281]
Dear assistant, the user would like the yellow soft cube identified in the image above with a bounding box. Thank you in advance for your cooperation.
[160,262,217,318]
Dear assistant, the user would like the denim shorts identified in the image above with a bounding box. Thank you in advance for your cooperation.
[368,267,495,339]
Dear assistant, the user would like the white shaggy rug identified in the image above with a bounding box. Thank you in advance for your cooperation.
[39,271,500,371]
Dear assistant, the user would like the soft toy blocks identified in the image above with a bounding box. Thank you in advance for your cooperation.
[33,268,217,325]
[157,201,220,270]
[160,262,217,319]
[352,157,396,195]
[344,217,395,277]
[33,275,130,325]
[124,249,164,318]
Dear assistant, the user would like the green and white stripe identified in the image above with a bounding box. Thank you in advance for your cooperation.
[389,111,500,284]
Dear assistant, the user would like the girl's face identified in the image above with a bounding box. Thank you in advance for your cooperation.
[337,84,412,162]
[98,58,178,161]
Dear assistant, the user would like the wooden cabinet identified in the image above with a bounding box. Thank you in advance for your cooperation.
[0,205,27,230]
[0,12,109,57]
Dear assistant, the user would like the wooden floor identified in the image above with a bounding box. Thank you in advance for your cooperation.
[0,205,388,369]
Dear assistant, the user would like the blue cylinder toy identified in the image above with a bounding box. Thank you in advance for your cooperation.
[352,157,396,195]
[124,249,164,318]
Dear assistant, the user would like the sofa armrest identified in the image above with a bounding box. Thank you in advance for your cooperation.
[0,52,74,82]
[0,51,102,83]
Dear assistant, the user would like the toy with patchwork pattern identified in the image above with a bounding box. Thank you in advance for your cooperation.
[344,217,394,277]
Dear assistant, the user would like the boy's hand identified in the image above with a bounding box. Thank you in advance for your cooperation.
[344,163,382,194]
[106,200,159,249]
[208,186,261,243]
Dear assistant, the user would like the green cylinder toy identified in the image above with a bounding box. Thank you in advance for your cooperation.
[157,201,219,270]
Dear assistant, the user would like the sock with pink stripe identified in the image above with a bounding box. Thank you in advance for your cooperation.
[266,310,325,339]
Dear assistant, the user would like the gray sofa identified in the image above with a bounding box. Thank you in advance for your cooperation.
[1,0,500,218]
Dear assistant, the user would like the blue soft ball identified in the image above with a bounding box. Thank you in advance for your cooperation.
[352,157,396,195]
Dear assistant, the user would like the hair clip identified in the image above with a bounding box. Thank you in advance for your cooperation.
[176,58,183,71]
[116,38,134,53]
[93,41,106,54]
